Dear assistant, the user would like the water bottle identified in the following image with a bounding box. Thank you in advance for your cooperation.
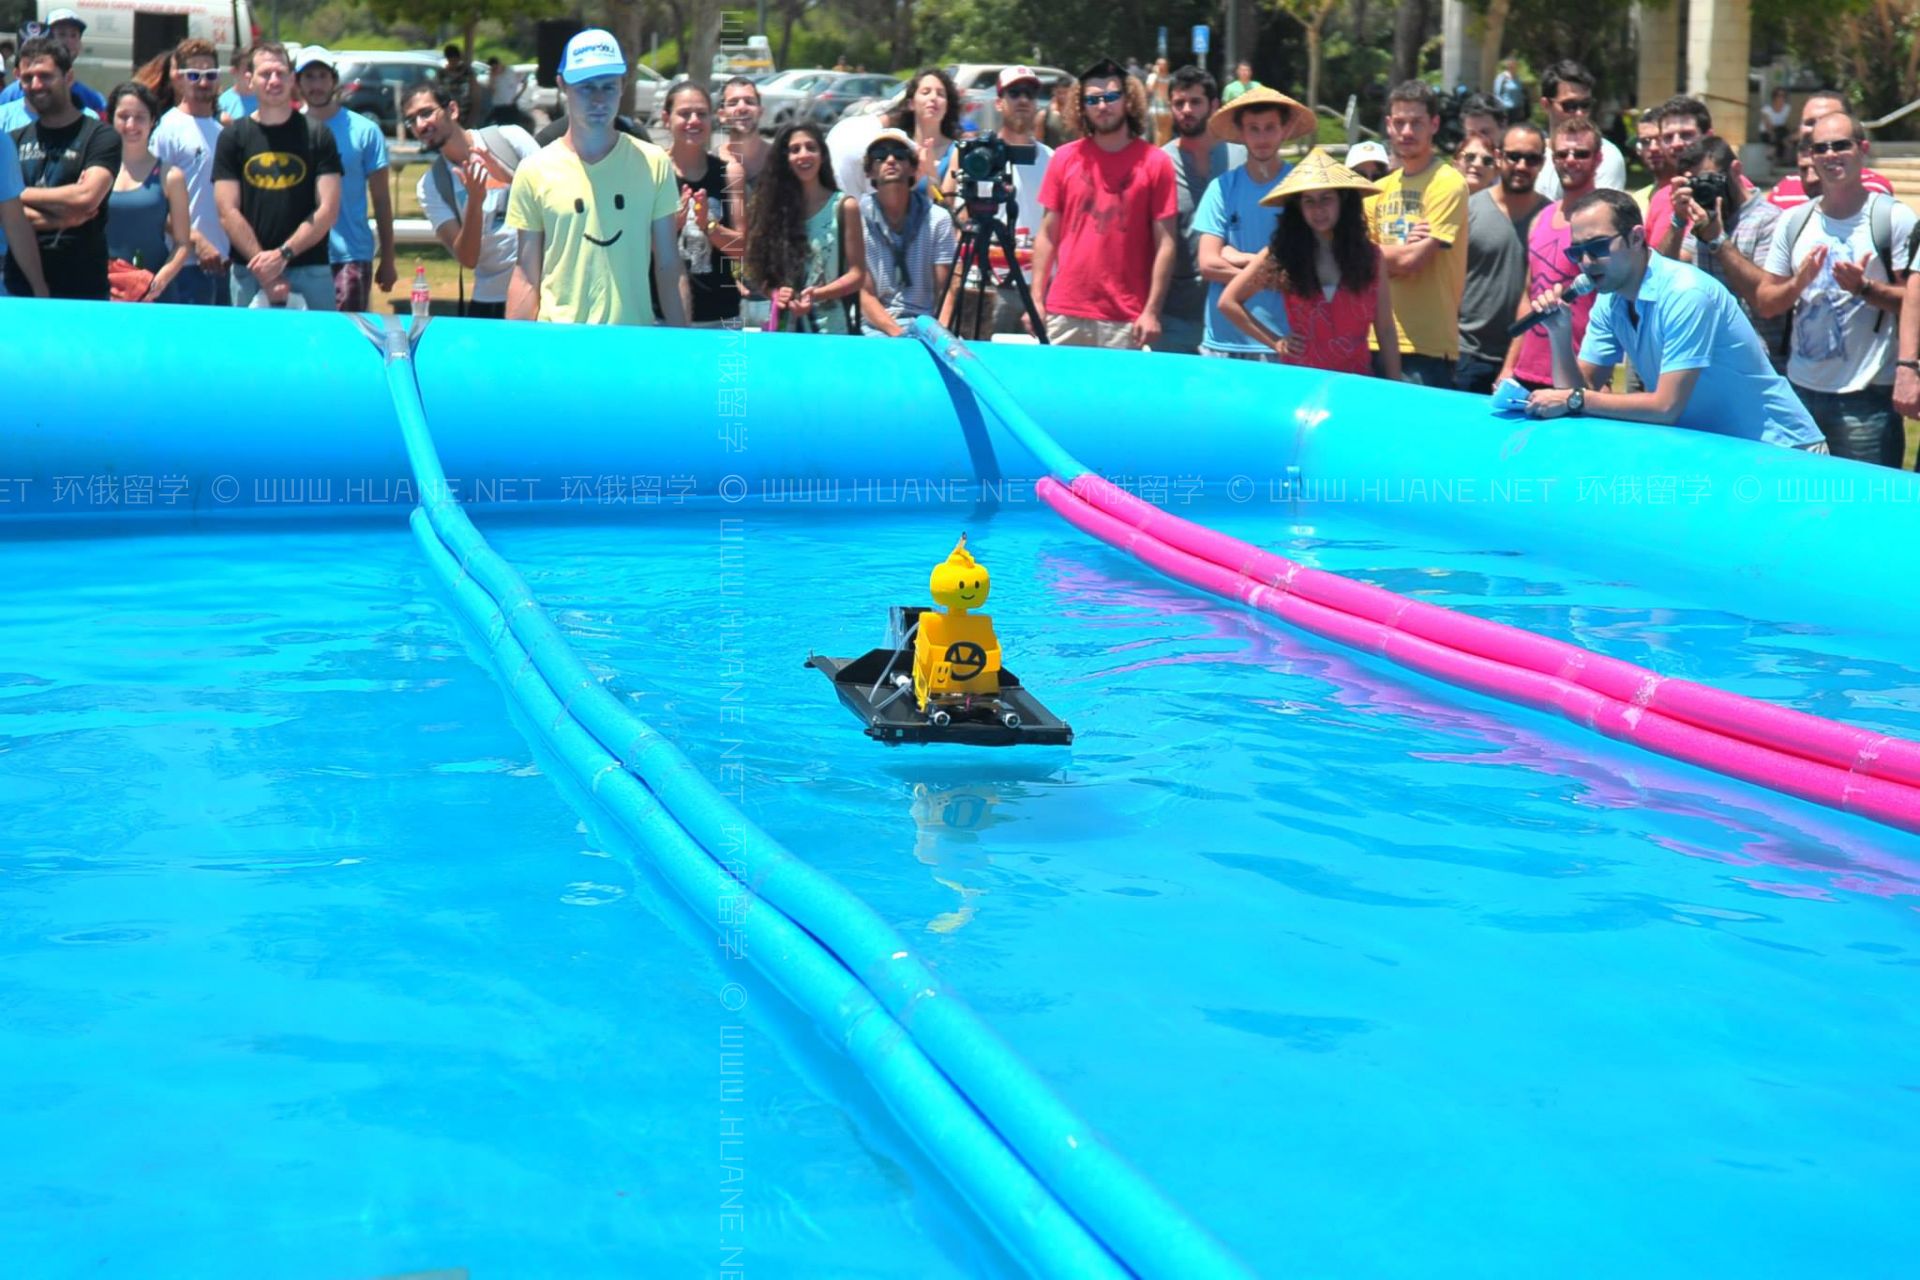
[411,265,430,322]
[680,190,712,275]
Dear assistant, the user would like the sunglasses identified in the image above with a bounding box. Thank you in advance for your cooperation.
[1083,90,1124,106]
[1459,152,1494,165]
[1564,233,1620,265]
[183,69,220,85]
[1809,139,1857,155]
[870,144,914,163]
[1553,147,1595,161]
[1554,96,1594,114]
[1503,150,1545,165]
[1002,86,1037,100]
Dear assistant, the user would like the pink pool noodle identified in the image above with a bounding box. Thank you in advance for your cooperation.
[1037,476,1920,836]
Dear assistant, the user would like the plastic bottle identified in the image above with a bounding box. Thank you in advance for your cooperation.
[411,265,430,322]
[681,190,712,275]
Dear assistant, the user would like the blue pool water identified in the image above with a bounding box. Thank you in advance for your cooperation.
[5,505,1918,1277]
[0,532,1000,1278]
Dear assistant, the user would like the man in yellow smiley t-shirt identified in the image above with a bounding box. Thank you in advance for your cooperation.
[505,28,684,325]
[1365,81,1468,386]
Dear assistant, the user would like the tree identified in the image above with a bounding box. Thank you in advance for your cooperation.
[1268,0,1341,110]
[1391,0,1427,86]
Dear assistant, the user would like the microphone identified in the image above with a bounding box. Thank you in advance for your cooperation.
[1508,274,1597,339]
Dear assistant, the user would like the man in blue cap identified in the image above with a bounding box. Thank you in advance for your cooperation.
[0,11,105,114]
[505,29,684,325]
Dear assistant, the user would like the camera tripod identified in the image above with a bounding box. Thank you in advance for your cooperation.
[938,198,1048,344]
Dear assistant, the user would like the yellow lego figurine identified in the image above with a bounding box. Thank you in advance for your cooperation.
[914,535,1003,714]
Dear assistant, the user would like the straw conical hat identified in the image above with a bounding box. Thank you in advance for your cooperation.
[1258,147,1382,206]
[1209,86,1316,143]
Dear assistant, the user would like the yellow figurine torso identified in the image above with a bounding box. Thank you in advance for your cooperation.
[914,536,1004,711]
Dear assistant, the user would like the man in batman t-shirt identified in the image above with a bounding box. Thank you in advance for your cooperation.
[213,41,341,309]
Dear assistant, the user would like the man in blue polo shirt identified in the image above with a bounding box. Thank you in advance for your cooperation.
[1523,188,1825,449]
[0,12,105,115]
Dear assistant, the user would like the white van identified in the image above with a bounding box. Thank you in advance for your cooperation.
[13,1,254,87]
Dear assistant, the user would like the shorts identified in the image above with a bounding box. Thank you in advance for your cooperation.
[1046,313,1140,350]
[1199,345,1279,363]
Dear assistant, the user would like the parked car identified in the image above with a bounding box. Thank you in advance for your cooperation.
[810,73,902,126]
[514,60,668,126]
[332,50,445,132]
[754,68,839,130]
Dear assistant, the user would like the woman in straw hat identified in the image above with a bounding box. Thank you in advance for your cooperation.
[1219,148,1399,378]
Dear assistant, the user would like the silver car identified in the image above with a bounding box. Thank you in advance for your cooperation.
[514,61,669,124]
[755,68,841,131]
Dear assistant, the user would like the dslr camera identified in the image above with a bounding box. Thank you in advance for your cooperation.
[1686,169,1731,216]
[954,135,1038,220]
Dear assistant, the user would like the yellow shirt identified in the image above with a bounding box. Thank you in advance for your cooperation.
[1365,158,1468,359]
[505,134,678,325]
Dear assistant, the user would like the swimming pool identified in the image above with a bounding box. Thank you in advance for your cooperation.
[7,305,1919,1276]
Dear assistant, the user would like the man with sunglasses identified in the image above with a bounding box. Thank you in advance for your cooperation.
[1768,92,1894,213]
[1030,57,1177,349]
[964,66,1053,335]
[1756,112,1913,466]
[151,38,231,305]
[1498,117,1601,391]
[1531,60,1624,200]
[856,128,956,335]
[1524,190,1824,451]
[1457,121,1546,393]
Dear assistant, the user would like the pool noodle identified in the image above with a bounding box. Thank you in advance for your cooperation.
[372,318,1253,1279]
[909,318,1920,835]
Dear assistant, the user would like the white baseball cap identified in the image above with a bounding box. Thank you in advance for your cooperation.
[294,46,337,75]
[997,66,1041,92]
[1346,141,1391,170]
[560,29,627,85]
[46,8,87,31]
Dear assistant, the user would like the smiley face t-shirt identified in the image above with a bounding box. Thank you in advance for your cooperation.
[506,134,678,325]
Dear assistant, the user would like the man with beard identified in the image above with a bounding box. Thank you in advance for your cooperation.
[721,76,779,214]
[1499,116,1601,390]
[405,81,540,319]
[1456,121,1546,392]
[294,47,395,311]
[1159,65,1242,353]
[3,35,117,299]
[150,37,230,304]
[856,127,956,334]
[213,41,341,309]
[0,11,104,115]
[1031,57,1178,349]
[958,65,1053,335]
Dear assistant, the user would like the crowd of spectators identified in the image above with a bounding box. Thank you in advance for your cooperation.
[1,18,1917,466]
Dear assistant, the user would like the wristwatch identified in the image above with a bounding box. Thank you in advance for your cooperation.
[1898,359,1920,371]
[276,244,293,262]
[1702,232,1728,254]
[1567,388,1586,415]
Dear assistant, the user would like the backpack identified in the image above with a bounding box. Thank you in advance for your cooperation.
[428,125,538,218]
[1773,191,1896,354]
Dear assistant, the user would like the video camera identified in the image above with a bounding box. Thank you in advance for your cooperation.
[954,135,1038,220]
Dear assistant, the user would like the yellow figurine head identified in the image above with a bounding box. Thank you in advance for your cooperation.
[929,534,991,611]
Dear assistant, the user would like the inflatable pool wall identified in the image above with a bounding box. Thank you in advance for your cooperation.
[7,300,1920,636]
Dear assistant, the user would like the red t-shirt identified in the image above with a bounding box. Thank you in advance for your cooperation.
[1513,202,1598,387]
[1037,137,1178,324]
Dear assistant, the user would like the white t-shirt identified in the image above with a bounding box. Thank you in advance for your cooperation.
[1004,140,1052,239]
[1533,135,1627,201]
[1762,193,1916,392]
[491,68,522,108]
[149,107,228,256]
[417,126,539,304]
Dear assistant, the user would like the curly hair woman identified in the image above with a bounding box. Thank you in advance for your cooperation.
[742,121,867,333]
[1219,149,1399,378]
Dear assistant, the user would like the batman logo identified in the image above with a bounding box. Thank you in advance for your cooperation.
[244,151,308,190]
